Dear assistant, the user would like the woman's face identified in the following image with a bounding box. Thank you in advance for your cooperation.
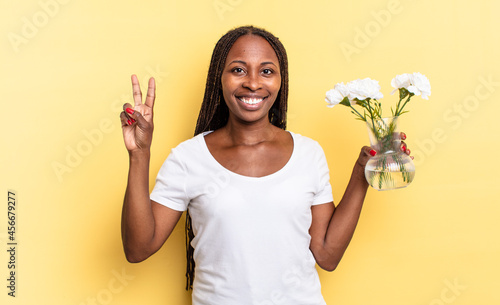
[221,34,281,126]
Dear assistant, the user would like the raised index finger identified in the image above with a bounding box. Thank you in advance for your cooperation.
[131,74,143,106]
[144,77,156,109]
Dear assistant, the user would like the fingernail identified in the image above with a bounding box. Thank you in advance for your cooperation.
[410,156,414,160]
[127,119,132,125]
[126,108,134,115]
[131,118,136,123]
[369,150,377,156]
[401,145,406,152]
[401,132,406,140]
[406,148,411,155]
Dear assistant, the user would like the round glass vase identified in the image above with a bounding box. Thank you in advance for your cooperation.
[364,117,415,191]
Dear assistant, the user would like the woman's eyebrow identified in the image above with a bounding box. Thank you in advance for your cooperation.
[227,60,247,65]
[227,60,278,67]
[261,61,278,67]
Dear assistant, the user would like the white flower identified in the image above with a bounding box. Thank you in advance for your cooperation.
[390,74,411,94]
[346,78,383,101]
[408,72,431,99]
[325,82,350,107]
[391,72,431,99]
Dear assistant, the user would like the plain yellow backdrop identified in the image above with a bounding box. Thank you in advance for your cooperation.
[1,0,499,304]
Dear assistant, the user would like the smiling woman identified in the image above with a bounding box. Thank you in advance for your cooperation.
[221,35,281,124]
[119,25,385,305]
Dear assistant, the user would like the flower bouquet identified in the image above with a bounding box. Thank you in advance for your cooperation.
[325,73,431,190]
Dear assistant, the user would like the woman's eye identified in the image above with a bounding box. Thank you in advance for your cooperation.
[232,67,244,73]
[262,69,273,75]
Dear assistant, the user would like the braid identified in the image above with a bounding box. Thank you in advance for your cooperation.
[185,25,289,290]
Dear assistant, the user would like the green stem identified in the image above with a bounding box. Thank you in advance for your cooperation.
[349,105,366,121]
[394,94,405,116]
[395,95,412,117]
[365,99,380,138]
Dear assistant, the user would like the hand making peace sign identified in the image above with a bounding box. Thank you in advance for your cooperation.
[120,75,156,153]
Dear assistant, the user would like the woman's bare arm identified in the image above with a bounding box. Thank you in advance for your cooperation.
[310,139,410,271]
[309,147,370,271]
[120,75,183,263]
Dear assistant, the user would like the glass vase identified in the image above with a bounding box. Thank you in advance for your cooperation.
[364,117,415,191]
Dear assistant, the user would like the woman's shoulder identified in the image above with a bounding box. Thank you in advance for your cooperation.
[170,133,207,155]
[287,130,322,149]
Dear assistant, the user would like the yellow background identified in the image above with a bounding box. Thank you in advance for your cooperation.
[1,0,499,304]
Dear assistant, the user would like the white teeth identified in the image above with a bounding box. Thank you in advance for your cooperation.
[240,97,263,105]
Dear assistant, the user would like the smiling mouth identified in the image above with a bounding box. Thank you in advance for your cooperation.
[237,97,267,105]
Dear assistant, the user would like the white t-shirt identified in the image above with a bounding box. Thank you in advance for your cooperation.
[151,131,333,305]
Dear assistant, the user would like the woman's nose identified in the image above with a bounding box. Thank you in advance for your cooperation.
[242,71,261,91]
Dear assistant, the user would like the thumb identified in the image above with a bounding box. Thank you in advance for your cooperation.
[357,146,374,168]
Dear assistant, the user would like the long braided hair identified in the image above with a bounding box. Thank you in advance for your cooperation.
[185,25,289,290]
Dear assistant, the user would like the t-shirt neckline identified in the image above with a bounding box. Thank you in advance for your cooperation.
[198,130,296,181]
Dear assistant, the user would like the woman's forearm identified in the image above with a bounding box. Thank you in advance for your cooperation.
[321,163,369,269]
[121,149,155,262]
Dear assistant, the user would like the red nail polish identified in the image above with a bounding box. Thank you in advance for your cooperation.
[401,133,406,140]
[131,118,136,123]
[126,108,134,115]
[127,119,132,125]
[370,150,377,156]
[401,145,406,152]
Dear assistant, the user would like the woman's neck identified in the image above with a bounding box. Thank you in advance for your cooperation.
[222,118,278,146]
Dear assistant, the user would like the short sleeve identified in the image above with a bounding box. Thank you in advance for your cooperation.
[312,143,334,205]
[150,149,189,211]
